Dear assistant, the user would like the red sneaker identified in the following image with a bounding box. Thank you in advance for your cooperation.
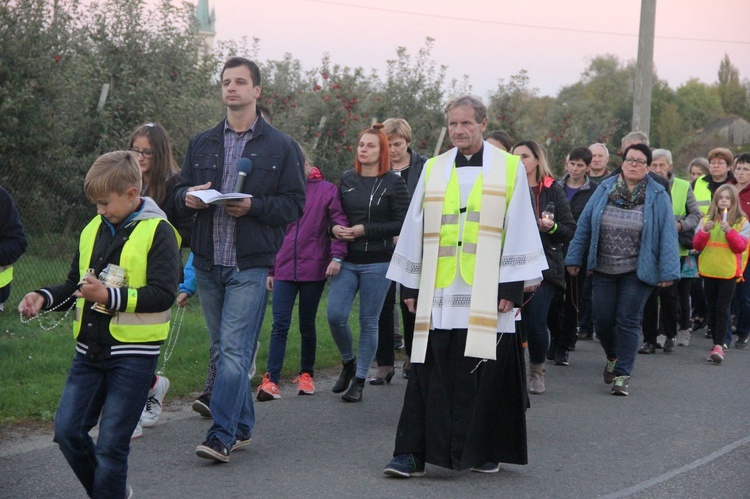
[293,372,315,395]
[256,373,281,401]
[708,345,724,364]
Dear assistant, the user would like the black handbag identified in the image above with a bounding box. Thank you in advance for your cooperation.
[678,228,695,250]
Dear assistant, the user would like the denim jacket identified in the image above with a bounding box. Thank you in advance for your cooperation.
[564,174,680,286]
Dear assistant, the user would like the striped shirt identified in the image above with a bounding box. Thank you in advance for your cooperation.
[213,117,257,266]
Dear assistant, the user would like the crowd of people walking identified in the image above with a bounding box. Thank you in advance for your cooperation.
[8,55,750,496]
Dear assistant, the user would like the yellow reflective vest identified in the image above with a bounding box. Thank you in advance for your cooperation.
[0,265,12,288]
[671,177,690,256]
[693,176,711,215]
[423,154,519,288]
[698,217,750,279]
[74,216,174,342]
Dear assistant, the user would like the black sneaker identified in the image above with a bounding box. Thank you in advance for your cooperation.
[471,462,500,473]
[736,336,749,349]
[232,436,251,452]
[638,342,656,354]
[577,330,593,341]
[383,453,426,478]
[192,394,212,419]
[546,338,557,361]
[196,435,230,463]
[663,337,676,353]
[553,346,569,366]
[611,376,630,396]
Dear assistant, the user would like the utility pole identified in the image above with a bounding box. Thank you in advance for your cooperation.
[632,0,657,136]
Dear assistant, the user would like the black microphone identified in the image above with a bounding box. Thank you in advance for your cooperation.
[234,158,253,192]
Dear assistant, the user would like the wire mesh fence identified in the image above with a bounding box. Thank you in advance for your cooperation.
[3,168,101,309]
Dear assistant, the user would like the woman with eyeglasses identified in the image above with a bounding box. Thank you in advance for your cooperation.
[127,123,194,437]
[128,123,194,247]
[565,143,680,397]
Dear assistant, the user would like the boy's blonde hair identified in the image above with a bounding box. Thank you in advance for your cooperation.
[84,151,142,202]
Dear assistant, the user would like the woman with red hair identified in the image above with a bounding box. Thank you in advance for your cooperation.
[327,124,410,402]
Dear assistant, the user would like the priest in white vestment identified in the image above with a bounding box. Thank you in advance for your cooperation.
[383,95,546,477]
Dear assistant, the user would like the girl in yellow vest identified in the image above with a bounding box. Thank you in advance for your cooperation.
[693,184,750,364]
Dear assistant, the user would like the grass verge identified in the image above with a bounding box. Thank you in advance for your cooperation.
[0,287,359,427]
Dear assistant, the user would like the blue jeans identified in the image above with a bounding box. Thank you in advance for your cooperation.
[592,272,653,377]
[327,261,392,379]
[54,353,157,499]
[267,279,326,384]
[523,282,557,364]
[196,266,268,449]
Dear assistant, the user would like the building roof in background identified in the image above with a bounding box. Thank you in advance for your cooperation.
[196,0,215,33]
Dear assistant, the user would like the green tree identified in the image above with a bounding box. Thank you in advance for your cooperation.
[650,78,682,148]
[1,0,220,245]
[487,70,540,142]
[674,79,724,132]
[717,54,749,119]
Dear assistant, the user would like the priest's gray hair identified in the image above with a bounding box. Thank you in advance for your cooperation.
[445,95,487,123]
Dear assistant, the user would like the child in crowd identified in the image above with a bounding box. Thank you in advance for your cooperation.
[19,151,180,498]
[693,184,750,363]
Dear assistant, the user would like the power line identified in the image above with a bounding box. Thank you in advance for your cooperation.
[301,0,750,46]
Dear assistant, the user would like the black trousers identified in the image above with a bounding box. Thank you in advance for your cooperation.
[393,329,528,470]
[642,282,679,342]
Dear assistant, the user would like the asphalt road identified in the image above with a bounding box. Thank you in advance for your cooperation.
[2,333,749,498]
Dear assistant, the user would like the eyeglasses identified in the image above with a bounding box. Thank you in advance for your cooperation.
[623,158,647,167]
[128,148,154,159]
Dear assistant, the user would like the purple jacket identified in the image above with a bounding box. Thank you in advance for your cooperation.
[271,169,348,281]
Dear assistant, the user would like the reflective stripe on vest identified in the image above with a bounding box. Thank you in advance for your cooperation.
[73,217,173,342]
[671,178,689,256]
[698,217,749,279]
[693,176,711,215]
[0,265,12,288]
[423,155,518,287]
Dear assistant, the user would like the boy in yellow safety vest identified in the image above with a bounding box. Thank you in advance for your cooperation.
[19,151,180,499]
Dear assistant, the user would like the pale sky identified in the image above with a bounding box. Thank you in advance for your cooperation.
[207,0,750,98]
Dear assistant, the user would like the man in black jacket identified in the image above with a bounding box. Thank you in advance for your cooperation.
[176,57,306,463]
[548,147,598,364]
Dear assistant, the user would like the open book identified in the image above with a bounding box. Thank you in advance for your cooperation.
[187,190,252,205]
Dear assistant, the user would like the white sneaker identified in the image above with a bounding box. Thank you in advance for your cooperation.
[676,329,691,346]
[131,422,143,439]
[140,375,170,428]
